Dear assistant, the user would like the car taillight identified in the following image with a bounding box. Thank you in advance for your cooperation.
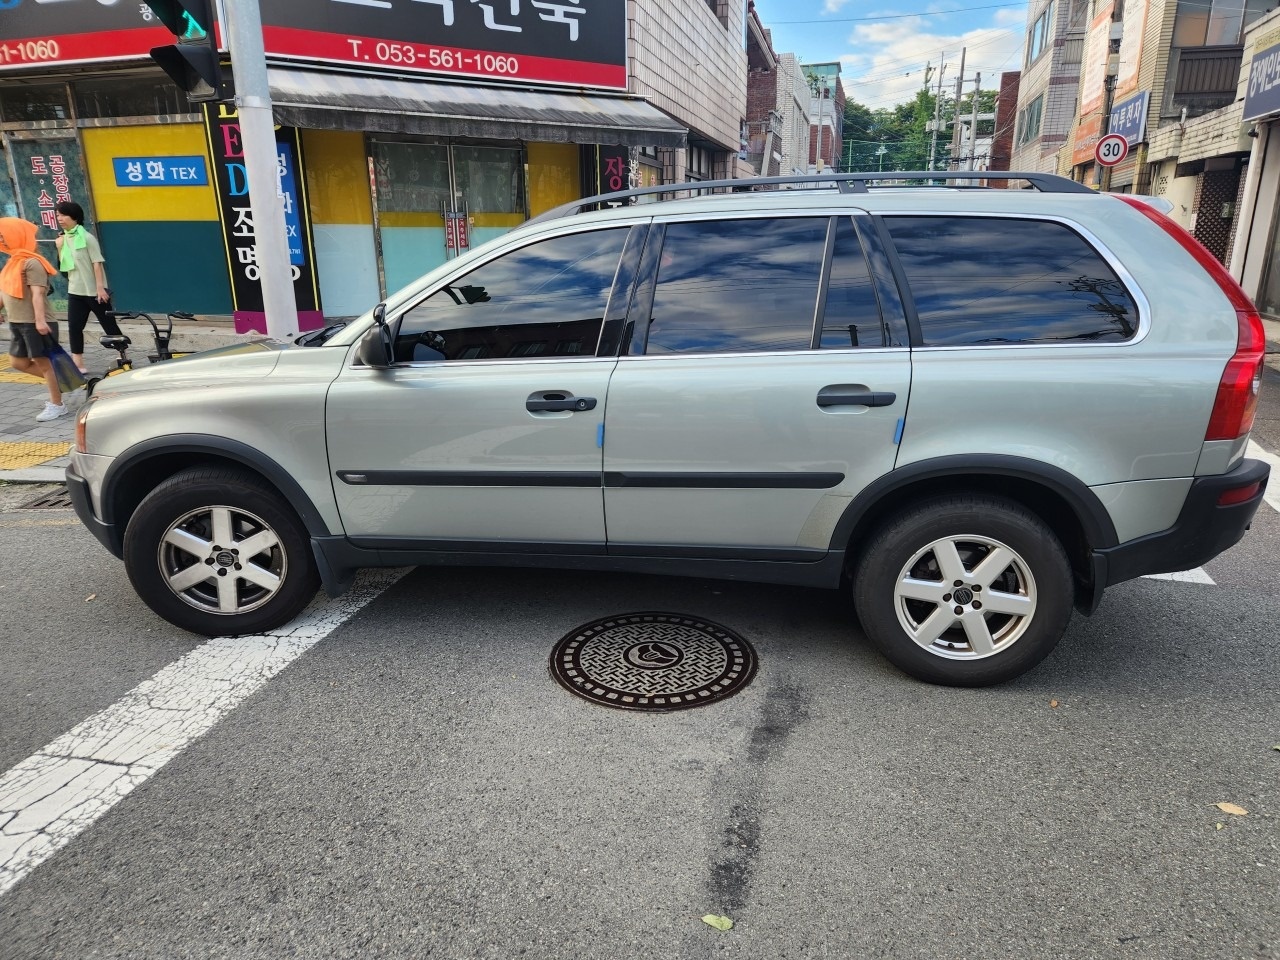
[1117,196,1266,441]
[1218,481,1261,506]
[75,407,89,453]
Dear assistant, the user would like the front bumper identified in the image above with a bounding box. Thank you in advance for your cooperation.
[1094,457,1270,588]
[67,462,123,558]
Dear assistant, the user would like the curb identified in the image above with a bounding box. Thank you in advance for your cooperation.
[0,466,65,484]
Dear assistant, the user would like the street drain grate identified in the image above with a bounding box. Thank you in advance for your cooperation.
[20,486,74,510]
[550,612,757,712]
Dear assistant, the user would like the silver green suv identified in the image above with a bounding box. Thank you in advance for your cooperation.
[67,173,1271,686]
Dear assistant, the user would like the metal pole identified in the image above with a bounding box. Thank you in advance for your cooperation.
[968,72,981,174]
[928,56,944,172]
[950,47,967,169]
[223,0,299,341]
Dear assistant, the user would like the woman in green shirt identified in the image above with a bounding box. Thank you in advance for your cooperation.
[55,200,125,373]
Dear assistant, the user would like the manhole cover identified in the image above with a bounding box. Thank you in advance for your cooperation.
[20,486,74,510]
[550,612,757,711]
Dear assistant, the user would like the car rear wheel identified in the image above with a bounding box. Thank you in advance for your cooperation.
[123,467,320,636]
[853,495,1074,686]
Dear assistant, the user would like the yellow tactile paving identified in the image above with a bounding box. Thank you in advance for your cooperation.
[0,367,42,383]
[0,441,72,470]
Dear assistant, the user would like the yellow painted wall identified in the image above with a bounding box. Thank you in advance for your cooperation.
[302,129,373,225]
[81,125,219,222]
[527,143,579,217]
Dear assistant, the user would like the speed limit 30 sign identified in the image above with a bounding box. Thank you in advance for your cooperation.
[1095,133,1129,167]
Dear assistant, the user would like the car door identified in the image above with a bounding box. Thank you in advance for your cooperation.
[601,213,912,556]
[326,223,644,546]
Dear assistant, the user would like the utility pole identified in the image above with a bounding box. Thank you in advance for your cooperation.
[223,0,299,341]
[950,47,966,169]
[928,54,946,173]
[967,72,982,172]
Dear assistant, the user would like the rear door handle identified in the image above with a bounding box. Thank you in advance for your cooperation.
[816,388,896,408]
[527,394,597,412]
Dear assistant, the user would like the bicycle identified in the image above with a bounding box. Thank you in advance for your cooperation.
[85,309,196,395]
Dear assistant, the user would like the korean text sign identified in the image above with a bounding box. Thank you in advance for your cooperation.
[260,0,626,90]
[113,156,210,187]
[203,103,323,334]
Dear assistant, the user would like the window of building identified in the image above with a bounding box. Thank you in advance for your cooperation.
[1173,0,1270,46]
[0,83,71,122]
[640,218,826,355]
[882,216,1139,345]
[74,75,192,119]
[1027,0,1056,64]
[1016,95,1044,147]
[687,146,714,181]
[395,228,630,362]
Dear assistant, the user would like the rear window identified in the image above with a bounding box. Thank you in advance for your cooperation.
[883,216,1139,346]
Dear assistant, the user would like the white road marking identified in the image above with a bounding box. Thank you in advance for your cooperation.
[1142,568,1216,584]
[0,568,408,898]
[1246,439,1280,514]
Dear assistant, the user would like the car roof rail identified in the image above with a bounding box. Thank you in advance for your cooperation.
[528,171,1095,223]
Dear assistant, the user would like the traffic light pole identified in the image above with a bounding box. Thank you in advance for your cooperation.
[222,0,299,341]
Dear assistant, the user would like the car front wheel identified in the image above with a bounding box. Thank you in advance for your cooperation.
[123,467,320,636]
[853,495,1074,686]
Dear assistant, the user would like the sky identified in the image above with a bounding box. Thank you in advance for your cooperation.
[752,0,1031,112]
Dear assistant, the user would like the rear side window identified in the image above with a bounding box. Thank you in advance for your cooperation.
[642,218,825,354]
[883,216,1139,345]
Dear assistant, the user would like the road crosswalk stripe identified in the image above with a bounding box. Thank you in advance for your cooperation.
[0,568,408,898]
[1246,439,1280,514]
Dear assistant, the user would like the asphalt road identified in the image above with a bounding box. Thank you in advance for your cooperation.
[0,369,1277,960]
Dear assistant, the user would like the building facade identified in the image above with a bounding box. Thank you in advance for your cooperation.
[1009,0,1087,174]
[1,0,748,330]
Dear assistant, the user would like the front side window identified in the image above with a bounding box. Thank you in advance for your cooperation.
[395,228,629,362]
[641,218,827,355]
[883,216,1139,346]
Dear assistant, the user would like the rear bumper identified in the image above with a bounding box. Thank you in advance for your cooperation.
[1094,457,1269,588]
[67,463,123,558]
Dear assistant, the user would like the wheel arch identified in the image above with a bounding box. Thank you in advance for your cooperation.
[101,436,336,550]
[832,456,1119,609]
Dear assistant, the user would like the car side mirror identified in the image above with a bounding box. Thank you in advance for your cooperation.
[357,325,393,369]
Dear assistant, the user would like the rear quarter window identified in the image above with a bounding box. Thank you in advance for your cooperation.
[882,216,1139,346]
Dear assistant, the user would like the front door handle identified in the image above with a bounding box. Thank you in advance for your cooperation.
[527,394,597,412]
[816,387,896,408]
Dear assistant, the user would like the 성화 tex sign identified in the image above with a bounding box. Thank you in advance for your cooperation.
[1095,133,1128,167]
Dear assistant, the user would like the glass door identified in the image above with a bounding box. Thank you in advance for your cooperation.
[372,141,450,295]
[452,145,525,250]
[372,142,527,296]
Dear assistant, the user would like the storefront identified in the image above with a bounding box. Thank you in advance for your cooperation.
[0,0,689,330]
[1231,12,1280,317]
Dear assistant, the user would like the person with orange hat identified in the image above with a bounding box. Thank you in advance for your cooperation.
[0,216,66,421]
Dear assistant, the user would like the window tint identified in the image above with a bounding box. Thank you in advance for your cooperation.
[884,216,1138,345]
[819,218,886,349]
[642,218,825,355]
[396,228,629,362]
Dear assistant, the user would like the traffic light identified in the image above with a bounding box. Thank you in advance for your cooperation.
[149,0,221,102]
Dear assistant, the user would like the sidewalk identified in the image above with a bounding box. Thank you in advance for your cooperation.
[0,320,262,483]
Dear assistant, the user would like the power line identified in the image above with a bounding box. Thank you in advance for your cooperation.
[767,2,1026,24]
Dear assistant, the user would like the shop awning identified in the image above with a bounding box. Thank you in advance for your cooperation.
[267,68,688,148]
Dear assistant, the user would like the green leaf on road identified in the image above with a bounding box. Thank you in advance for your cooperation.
[702,915,733,931]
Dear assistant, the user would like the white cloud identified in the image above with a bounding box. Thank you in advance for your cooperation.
[824,0,853,11]
[839,14,1027,112]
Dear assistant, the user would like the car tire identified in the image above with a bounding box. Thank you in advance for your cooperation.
[123,466,320,637]
[853,494,1074,686]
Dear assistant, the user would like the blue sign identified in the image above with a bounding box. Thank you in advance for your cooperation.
[276,141,303,265]
[112,156,208,187]
[1108,91,1149,145]
[1244,42,1280,122]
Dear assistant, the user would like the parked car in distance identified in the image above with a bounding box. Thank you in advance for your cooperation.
[67,172,1270,685]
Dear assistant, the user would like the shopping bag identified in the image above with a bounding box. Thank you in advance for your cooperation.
[44,337,88,394]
